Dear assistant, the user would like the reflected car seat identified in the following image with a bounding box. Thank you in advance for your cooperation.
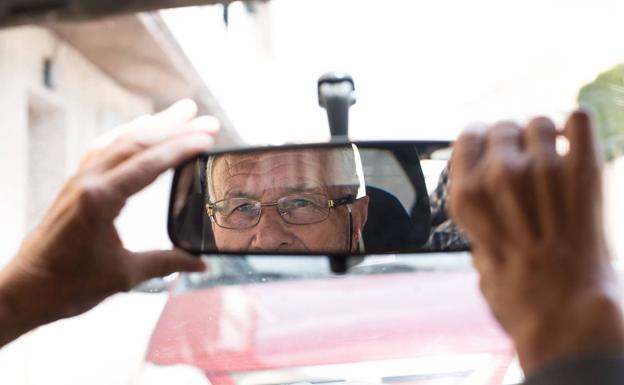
[362,186,424,253]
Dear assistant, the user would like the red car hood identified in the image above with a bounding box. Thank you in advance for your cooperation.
[146,271,512,376]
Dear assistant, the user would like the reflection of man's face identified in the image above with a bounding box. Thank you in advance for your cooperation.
[208,149,368,253]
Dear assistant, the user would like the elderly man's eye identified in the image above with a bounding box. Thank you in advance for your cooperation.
[290,198,316,208]
[293,199,312,207]
[284,197,326,211]
[234,203,257,212]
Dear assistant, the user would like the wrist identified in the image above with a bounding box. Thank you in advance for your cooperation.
[514,290,624,375]
[0,274,30,347]
[0,257,60,347]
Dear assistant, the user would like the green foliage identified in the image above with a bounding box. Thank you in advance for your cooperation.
[578,64,624,161]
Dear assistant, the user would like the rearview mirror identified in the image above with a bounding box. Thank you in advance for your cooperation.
[168,141,467,255]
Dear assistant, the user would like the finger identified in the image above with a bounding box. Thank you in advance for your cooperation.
[80,99,204,171]
[121,99,198,143]
[128,114,219,149]
[120,99,207,145]
[563,109,602,183]
[562,110,603,227]
[81,100,215,173]
[89,115,154,152]
[524,117,562,239]
[103,133,214,214]
[90,115,220,173]
[88,100,197,154]
[450,123,487,183]
[484,121,536,243]
[151,98,198,125]
[188,115,221,133]
[486,121,524,158]
[450,200,504,260]
[128,249,206,285]
[449,124,502,258]
[471,246,500,280]
[448,123,487,226]
[525,117,557,162]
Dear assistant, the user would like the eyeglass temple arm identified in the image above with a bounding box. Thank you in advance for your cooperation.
[329,194,355,208]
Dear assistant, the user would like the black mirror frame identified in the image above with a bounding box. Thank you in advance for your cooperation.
[167,139,452,257]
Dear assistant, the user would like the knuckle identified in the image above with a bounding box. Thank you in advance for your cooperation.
[528,116,555,130]
[150,261,175,281]
[489,121,521,137]
[116,274,135,293]
[73,176,106,209]
[116,135,147,154]
[527,118,556,143]
[486,122,522,147]
[448,179,486,217]
[487,157,527,184]
[456,131,484,148]
[77,151,99,171]
[491,120,520,131]
[116,260,141,292]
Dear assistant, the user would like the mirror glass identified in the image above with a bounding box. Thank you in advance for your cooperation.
[169,142,463,255]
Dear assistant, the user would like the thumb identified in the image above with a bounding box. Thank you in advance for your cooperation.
[128,249,206,285]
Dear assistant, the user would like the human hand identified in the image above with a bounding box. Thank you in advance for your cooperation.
[0,99,218,346]
[448,111,624,374]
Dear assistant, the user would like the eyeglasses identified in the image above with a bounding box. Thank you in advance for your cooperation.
[207,193,355,229]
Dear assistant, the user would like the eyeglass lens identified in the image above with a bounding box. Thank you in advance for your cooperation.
[212,194,331,229]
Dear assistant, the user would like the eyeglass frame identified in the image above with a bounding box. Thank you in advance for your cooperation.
[206,193,356,230]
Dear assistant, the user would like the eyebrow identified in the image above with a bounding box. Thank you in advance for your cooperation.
[284,184,325,194]
[222,189,254,200]
[219,181,327,201]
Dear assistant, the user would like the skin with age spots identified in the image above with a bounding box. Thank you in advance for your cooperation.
[449,112,624,375]
[208,149,369,253]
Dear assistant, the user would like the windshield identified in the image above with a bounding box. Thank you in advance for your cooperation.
[1,1,623,385]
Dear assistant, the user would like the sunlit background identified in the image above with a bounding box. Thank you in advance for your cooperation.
[1,1,624,384]
[162,0,624,143]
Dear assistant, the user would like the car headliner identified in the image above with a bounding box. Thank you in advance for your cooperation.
[0,0,227,27]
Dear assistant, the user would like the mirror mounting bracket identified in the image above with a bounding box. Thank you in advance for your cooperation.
[318,72,356,139]
[318,72,357,273]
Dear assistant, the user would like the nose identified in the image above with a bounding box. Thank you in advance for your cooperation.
[250,206,295,251]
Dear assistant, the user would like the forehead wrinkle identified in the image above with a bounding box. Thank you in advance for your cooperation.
[211,155,235,199]
[213,150,345,199]
[223,173,328,199]
[226,152,326,177]
[232,151,323,171]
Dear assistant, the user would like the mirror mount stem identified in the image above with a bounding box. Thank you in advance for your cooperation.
[318,72,357,273]
[329,256,349,274]
[318,72,356,139]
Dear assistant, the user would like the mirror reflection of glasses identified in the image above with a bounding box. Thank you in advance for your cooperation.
[207,193,355,229]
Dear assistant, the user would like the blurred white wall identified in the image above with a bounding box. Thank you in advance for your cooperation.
[0,25,178,385]
[0,26,153,267]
